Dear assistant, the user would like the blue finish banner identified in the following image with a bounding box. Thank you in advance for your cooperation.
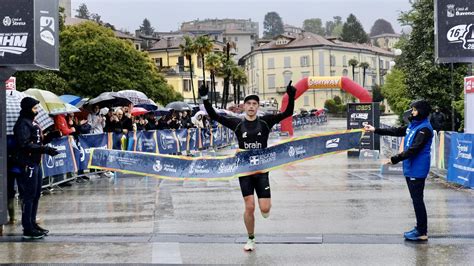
[42,136,77,177]
[447,132,474,187]
[187,128,198,152]
[136,131,158,153]
[75,134,108,171]
[89,130,363,181]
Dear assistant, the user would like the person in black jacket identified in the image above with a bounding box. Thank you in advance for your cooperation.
[364,100,433,241]
[13,97,59,239]
[199,81,296,252]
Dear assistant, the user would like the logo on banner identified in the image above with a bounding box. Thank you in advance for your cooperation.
[0,33,28,56]
[465,76,474,93]
[2,16,26,27]
[79,144,85,162]
[40,15,55,46]
[288,146,306,157]
[188,160,210,175]
[446,4,474,18]
[446,24,474,50]
[456,139,473,160]
[350,113,369,120]
[249,152,276,166]
[5,77,15,90]
[217,158,240,174]
[46,155,55,169]
[153,160,163,172]
[326,138,340,149]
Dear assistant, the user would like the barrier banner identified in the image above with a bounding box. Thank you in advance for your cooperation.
[75,134,108,171]
[201,128,212,149]
[157,129,179,154]
[212,127,223,147]
[176,129,188,152]
[447,132,474,187]
[89,130,363,181]
[137,131,158,153]
[111,133,127,150]
[187,128,198,151]
[42,136,77,177]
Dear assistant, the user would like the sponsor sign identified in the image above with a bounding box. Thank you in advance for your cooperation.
[465,76,474,133]
[0,0,59,70]
[89,130,363,180]
[157,129,179,154]
[466,76,474,94]
[435,0,474,63]
[75,134,108,171]
[42,136,77,177]
[5,76,15,90]
[347,103,380,155]
[308,76,342,89]
[447,132,474,187]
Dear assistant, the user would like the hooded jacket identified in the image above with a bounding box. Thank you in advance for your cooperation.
[375,100,433,178]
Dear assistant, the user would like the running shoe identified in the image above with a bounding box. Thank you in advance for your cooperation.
[261,211,270,218]
[34,224,49,235]
[404,228,428,241]
[22,229,45,240]
[244,238,256,251]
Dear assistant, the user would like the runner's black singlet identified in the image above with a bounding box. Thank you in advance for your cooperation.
[203,99,294,197]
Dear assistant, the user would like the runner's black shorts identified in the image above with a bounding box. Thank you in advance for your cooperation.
[238,172,271,198]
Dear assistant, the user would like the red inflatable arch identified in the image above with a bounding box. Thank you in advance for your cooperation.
[280,76,372,136]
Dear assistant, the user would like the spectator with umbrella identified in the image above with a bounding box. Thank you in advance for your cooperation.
[87,105,106,134]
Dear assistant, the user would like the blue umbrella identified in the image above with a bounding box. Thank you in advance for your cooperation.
[154,107,171,116]
[60,94,82,106]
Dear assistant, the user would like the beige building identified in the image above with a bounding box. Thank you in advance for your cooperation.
[370,33,401,50]
[147,36,225,103]
[241,32,395,111]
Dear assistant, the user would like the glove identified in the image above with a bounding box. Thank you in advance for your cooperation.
[199,84,209,100]
[44,146,59,156]
[286,80,296,98]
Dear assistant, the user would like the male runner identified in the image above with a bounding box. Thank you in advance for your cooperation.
[199,82,296,251]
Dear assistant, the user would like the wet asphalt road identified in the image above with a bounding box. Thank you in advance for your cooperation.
[1,118,473,265]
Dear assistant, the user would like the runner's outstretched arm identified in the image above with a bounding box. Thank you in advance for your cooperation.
[200,85,240,130]
[263,81,296,127]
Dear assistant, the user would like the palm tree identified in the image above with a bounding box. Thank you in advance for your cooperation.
[179,36,197,104]
[205,52,223,107]
[359,62,370,88]
[348,58,359,81]
[231,66,248,104]
[194,35,214,92]
[218,57,237,109]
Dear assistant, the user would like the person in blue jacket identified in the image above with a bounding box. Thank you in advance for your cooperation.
[364,100,433,241]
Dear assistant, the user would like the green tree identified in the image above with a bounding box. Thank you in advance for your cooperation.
[194,35,214,97]
[325,16,343,37]
[359,62,370,87]
[139,18,155,35]
[180,36,197,104]
[75,3,90,19]
[348,58,359,81]
[371,84,384,102]
[370,19,395,37]
[58,21,180,104]
[205,52,223,107]
[231,66,248,104]
[263,12,284,38]
[341,14,369,43]
[397,0,468,130]
[303,18,325,35]
[381,69,411,118]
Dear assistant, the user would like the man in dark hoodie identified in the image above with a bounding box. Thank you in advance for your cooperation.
[13,97,59,239]
[364,100,433,241]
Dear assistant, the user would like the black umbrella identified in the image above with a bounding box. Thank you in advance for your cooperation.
[154,107,172,116]
[165,101,192,111]
[86,92,132,108]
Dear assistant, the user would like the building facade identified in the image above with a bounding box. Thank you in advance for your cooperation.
[147,36,225,103]
[370,33,401,50]
[180,19,258,60]
[241,32,395,111]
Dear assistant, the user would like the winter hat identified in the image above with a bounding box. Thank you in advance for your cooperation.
[21,97,40,110]
[410,100,431,120]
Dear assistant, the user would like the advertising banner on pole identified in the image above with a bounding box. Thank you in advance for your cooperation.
[157,129,179,154]
[447,132,474,187]
[136,131,158,153]
[435,0,474,63]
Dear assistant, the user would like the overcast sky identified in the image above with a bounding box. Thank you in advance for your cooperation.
[70,0,412,35]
